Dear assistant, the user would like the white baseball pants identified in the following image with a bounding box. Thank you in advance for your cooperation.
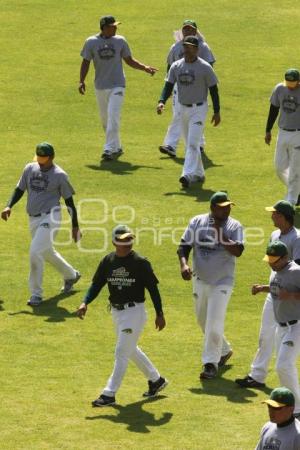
[275,321,300,414]
[249,294,276,383]
[29,209,77,298]
[193,278,233,366]
[180,103,208,181]
[102,303,160,397]
[275,129,300,204]
[95,87,125,153]
[163,88,205,152]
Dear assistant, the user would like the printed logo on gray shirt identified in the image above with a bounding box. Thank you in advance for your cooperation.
[282,95,298,114]
[178,70,195,86]
[29,173,49,192]
[97,44,116,60]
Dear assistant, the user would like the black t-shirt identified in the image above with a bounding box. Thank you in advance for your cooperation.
[92,251,159,304]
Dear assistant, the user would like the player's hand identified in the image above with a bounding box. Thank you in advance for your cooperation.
[78,82,86,95]
[157,102,165,115]
[155,314,166,331]
[181,264,192,281]
[144,66,158,76]
[72,227,82,243]
[1,207,11,221]
[211,113,221,127]
[252,284,263,295]
[77,303,87,319]
[279,289,292,301]
[265,132,272,145]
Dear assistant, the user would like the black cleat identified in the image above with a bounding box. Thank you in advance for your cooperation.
[235,375,265,388]
[92,394,116,407]
[200,363,218,379]
[143,376,168,397]
[159,145,176,158]
[179,176,190,188]
[218,350,233,367]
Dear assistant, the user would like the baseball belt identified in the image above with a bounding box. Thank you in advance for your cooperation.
[279,319,298,327]
[111,302,136,310]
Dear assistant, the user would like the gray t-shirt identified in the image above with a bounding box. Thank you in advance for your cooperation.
[167,57,218,105]
[167,39,215,66]
[270,83,300,129]
[255,419,300,450]
[17,163,75,216]
[271,227,300,260]
[181,213,244,286]
[80,34,132,90]
[270,261,300,323]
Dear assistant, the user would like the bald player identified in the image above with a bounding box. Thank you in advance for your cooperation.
[79,15,157,163]
[157,36,220,189]
[159,19,215,158]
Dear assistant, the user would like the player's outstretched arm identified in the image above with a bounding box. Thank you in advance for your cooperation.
[77,303,87,319]
[252,284,270,295]
[123,56,158,75]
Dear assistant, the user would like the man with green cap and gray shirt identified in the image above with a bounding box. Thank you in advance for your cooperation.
[177,192,244,379]
[77,224,168,407]
[1,142,81,306]
[256,387,300,449]
[159,19,216,158]
[265,68,300,206]
[251,240,300,416]
[157,35,220,189]
[79,15,158,163]
[236,200,300,389]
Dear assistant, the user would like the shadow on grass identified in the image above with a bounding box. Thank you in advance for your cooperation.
[159,150,223,171]
[164,185,216,202]
[189,365,272,403]
[86,160,162,175]
[0,299,4,311]
[85,395,172,433]
[9,292,77,323]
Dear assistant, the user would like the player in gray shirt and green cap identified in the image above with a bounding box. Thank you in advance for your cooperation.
[265,68,300,206]
[79,15,158,163]
[1,142,81,306]
[157,35,220,189]
[177,191,244,380]
[256,387,300,449]
[252,240,300,416]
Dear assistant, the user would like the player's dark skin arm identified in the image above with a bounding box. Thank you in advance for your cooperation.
[209,84,221,126]
[252,284,270,294]
[147,284,166,331]
[265,104,280,145]
[1,187,24,221]
[123,56,158,75]
[177,242,193,280]
[157,81,174,114]
[64,196,81,242]
[78,59,90,95]
[220,237,244,257]
[77,280,106,319]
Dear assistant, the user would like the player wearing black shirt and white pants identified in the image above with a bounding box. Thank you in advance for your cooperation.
[77,225,168,406]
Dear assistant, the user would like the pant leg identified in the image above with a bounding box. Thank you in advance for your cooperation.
[181,104,207,180]
[105,87,125,152]
[102,303,150,396]
[287,131,300,204]
[202,284,233,365]
[95,88,109,142]
[249,294,276,383]
[29,210,76,296]
[163,87,181,151]
[276,322,300,414]
[274,130,290,188]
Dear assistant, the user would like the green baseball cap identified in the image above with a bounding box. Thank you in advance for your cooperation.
[263,240,288,263]
[34,142,55,163]
[285,69,300,82]
[263,387,295,408]
[210,191,235,207]
[182,19,197,29]
[265,200,295,217]
[112,224,135,242]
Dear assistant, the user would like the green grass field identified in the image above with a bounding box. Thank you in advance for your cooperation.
[2,0,300,449]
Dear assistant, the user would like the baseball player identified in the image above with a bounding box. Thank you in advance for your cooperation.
[265,68,300,206]
[251,241,300,416]
[236,200,300,388]
[157,35,220,189]
[256,387,300,450]
[177,192,244,379]
[159,19,216,158]
[1,142,81,306]
[77,224,168,407]
[79,15,158,162]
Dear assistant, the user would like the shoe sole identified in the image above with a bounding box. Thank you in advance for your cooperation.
[61,273,81,294]
[200,373,217,380]
[27,302,42,307]
[92,401,116,407]
[143,379,169,397]
[218,350,233,367]
[235,380,265,388]
[159,147,176,158]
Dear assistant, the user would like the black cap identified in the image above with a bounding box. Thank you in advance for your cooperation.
[183,36,199,47]
[100,15,120,30]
